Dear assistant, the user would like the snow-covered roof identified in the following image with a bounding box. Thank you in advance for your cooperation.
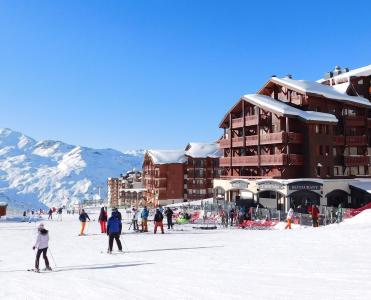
[349,181,371,194]
[318,64,371,83]
[0,202,8,206]
[185,143,222,158]
[242,94,338,123]
[331,82,351,94]
[270,77,371,107]
[146,150,187,165]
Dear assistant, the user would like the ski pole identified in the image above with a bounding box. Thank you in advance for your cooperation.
[121,238,129,252]
[48,247,58,268]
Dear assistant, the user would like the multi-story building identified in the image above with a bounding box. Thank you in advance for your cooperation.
[107,177,120,208]
[143,143,222,206]
[215,65,371,211]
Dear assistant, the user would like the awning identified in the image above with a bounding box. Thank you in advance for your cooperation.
[349,181,371,194]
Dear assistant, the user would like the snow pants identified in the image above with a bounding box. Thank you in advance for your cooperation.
[312,217,319,227]
[141,219,148,232]
[285,219,292,229]
[154,221,164,234]
[100,221,107,233]
[167,216,173,229]
[80,222,87,235]
[108,233,122,252]
[35,247,50,270]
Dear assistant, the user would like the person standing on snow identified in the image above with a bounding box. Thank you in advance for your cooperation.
[165,207,174,230]
[141,206,149,232]
[79,209,90,236]
[336,203,343,223]
[131,207,139,231]
[98,207,108,233]
[48,208,53,220]
[57,208,63,221]
[107,209,123,253]
[154,208,164,234]
[285,208,294,230]
[33,223,52,272]
[310,204,320,227]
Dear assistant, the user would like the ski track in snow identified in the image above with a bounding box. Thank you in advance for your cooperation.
[1,209,371,300]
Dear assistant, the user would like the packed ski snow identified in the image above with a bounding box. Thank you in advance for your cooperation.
[1,208,371,300]
[0,128,143,209]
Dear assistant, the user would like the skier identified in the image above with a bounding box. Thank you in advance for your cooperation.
[48,208,53,220]
[285,208,294,229]
[32,223,52,272]
[98,207,108,233]
[310,204,320,227]
[229,208,235,226]
[79,209,90,236]
[131,207,139,231]
[336,203,343,223]
[165,207,174,230]
[107,209,123,253]
[22,211,27,222]
[154,208,164,234]
[141,206,149,232]
[57,208,63,221]
[29,210,35,223]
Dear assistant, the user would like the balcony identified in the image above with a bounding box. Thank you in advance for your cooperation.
[231,115,259,129]
[344,155,369,166]
[219,132,303,148]
[333,135,367,146]
[345,116,365,127]
[220,154,304,167]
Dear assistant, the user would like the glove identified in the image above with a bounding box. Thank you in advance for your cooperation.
[32,246,35,250]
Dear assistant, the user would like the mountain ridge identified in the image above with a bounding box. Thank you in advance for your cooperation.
[0,128,144,210]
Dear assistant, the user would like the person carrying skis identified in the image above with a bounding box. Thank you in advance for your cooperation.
[141,206,149,232]
[79,209,90,236]
[98,207,108,233]
[131,207,139,231]
[165,207,174,230]
[48,208,53,220]
[32,223,52,272]
[285,208,294,230]
[107,209,123,253]
[154,208,164,234]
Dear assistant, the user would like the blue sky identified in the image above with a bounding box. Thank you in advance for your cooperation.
[0,0,370,151]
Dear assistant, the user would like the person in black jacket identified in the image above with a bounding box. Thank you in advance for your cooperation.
[98,207,108,233]
[154,208,164,234]
[164,207,174,230]
[107,210,123,253]
[79,209,90,236]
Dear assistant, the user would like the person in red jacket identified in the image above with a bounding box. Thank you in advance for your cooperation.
[310,204,320,227]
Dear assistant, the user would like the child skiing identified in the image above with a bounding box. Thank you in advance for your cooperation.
[32,223,52,272]
[98,207,108,233]
[79,209,90,236]
[107,209,123,253]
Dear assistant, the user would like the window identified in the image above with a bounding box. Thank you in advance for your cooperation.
[315,125,321,134]
[333,147,337,156]
[324,125,329,134]
[316,167,321,177]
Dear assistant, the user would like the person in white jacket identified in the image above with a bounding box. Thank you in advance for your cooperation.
[33,223,51,272]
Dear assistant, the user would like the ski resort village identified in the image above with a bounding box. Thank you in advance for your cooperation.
[1,2,371,299]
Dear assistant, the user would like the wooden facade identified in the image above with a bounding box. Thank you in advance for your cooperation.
[219,76,371,180]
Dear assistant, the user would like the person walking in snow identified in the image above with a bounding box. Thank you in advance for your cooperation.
[48,208,53,220]
[141,206,149,232]
[98,207,108,233]
[79,209,90,236]
[165,207,174,230]
[229,208,235,226]
[154,208,164,234]
[285,208,294,230]
[57,208,63,221]
[131,207,139,231]
[29,210,36,223]
[33,223,52,272]
[107,209,123,253]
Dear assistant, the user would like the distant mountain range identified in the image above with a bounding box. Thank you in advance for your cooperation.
[0,128,144,210]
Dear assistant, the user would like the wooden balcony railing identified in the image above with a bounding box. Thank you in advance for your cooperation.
[344,155,369,166]
[231,115,259,128]
[219,132,303,148]
[333,135,367,146]
[345,116,365,127]
[220,154,304,167]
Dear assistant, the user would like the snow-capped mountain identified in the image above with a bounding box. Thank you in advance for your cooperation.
[0,128,144,210]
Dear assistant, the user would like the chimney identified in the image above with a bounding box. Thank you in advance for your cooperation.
[285,74,292,79]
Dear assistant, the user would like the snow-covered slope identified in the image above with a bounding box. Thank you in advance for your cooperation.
[0,128,143,209]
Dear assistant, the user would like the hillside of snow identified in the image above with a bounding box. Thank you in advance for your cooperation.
[0,128,143,210]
